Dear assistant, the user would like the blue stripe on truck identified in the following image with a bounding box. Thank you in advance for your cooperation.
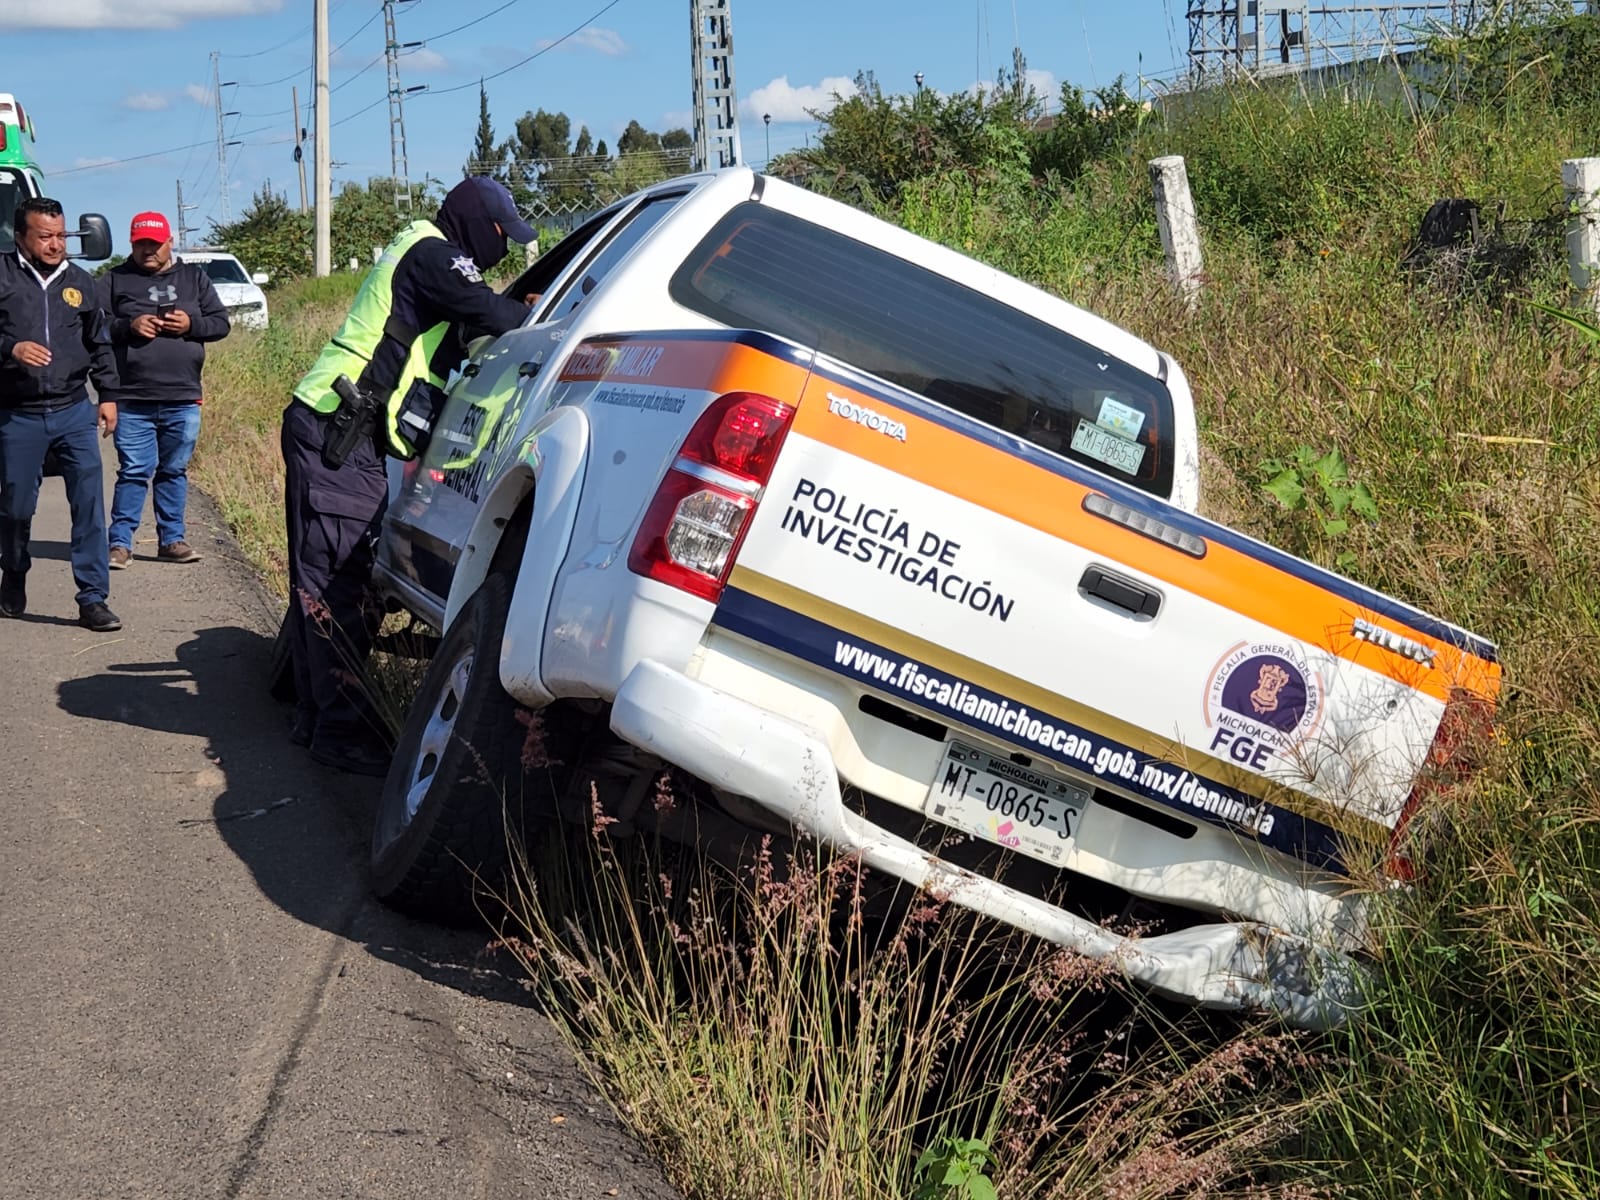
[713,584,1351,874]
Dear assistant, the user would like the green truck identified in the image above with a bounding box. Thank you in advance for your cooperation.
[0,94,110,259]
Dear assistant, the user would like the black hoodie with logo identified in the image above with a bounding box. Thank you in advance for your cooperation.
[0,251,119,410]
[96,257,231,405]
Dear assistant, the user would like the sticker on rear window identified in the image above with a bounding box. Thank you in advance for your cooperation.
[1095,395,1146,439]
[1071,420,1146,475]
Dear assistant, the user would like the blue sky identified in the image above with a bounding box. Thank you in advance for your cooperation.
[0,0,1186,257]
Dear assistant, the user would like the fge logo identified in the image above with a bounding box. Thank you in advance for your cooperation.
[1202,640,1326,772]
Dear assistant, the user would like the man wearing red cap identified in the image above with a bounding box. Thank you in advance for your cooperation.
[97,211,230,568]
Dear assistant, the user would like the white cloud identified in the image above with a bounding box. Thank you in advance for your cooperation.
[0,0,281,30]
[741,75,857,124]
[660,110,693,133]
[184,83,213,106]
[534,26,627,56]
[401,47,448,72]
[122,91,171,112]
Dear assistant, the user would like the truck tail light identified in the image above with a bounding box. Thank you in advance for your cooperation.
[628,391,796,602]
[1387,686,1496,880]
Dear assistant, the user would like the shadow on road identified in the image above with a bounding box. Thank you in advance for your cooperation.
[10,611,80,627]
[55,625,528,1005]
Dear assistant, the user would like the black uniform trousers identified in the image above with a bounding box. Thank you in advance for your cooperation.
[280,399,389,746]
[0,398,111,606]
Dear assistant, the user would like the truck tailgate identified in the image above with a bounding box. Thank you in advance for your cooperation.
[711,357,1501,874]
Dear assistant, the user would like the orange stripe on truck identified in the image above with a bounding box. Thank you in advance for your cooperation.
[788,374,1500,707]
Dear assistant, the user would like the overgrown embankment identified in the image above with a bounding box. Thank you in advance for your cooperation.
[194,273,362,594]
[200,19,1600,1196]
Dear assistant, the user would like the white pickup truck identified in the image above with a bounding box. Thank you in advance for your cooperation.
[366,167,1500,1028]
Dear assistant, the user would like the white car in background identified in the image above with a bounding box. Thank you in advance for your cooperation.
[180,248,270,330]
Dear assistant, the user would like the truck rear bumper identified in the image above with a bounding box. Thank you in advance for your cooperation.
[611,658,1363,1031]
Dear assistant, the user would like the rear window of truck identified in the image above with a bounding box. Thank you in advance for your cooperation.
[669,203,1176,497]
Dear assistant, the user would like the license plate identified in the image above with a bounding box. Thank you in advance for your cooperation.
[1070,420,1147,476]
[926,741,1089,863]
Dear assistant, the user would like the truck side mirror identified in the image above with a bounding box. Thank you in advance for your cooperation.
[69,213,112,262]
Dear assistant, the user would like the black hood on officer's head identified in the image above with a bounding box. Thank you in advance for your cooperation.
[435,179,509,272]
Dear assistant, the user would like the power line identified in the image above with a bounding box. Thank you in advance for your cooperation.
[335,55,385,93]
[221,22,312,60]
[420,0,624,97]
[231,64,310,90]
[336,93,390,126]
[417,0,525,43]
[221,0,350,59]
[51,124,277,176]
[230,6,375,89]
[336,9,384,55]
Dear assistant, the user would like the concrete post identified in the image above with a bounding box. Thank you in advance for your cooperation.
[1562,157,1600,317]
[1149,155,1204,311]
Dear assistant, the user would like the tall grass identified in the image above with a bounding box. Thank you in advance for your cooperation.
[194,271,364,594]
[488,800,1325,1200]
[196,74,1600,1199]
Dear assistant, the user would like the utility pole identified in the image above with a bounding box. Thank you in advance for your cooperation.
[383,0,422,214]
[211,52,239,223]
[377,0,422,214]
[314,0,331,276]
[291,85,309,214]
[175,179,198,251]
[690,0,742,171]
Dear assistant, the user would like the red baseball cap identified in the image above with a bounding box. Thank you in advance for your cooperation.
[129,212,172,244]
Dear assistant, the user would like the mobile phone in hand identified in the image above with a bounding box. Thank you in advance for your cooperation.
[157,303,176,320]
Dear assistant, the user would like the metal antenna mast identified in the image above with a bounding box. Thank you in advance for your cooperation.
[211,52,239,223]
[690,0,742,171]
[175,179,198,251]
[384,0,422,214]
[1183,2,1494,82]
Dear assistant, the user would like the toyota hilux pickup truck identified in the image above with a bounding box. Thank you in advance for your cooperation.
[365,167,1500,1029]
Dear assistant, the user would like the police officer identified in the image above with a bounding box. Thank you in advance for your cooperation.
[282,175,536,775]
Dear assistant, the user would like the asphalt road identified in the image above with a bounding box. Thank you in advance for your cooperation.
[0,436,680,1200]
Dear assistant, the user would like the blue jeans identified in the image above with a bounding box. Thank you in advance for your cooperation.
[0,399,110,606]
[110,402,202,550]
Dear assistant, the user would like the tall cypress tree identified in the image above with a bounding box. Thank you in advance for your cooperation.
[466,82,500,179]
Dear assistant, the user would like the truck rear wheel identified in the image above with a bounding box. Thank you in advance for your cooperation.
[369,573,523,923]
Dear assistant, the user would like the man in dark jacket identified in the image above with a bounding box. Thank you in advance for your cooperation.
[0,196,121,632]
[282,175,535,774]
[98,211,231,569]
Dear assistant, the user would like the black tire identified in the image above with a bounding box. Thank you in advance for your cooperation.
[268,606,298,704]
[369,573,524,923]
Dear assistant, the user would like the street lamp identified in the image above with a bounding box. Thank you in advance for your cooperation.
[763,112,771,165]
[915,72,924,93]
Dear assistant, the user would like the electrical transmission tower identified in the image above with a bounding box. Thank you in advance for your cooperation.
[384,0,423,214]
[690,0,742,171]
[1184,2,1480,80]
[211,51,238,223]
[175,179,198,251]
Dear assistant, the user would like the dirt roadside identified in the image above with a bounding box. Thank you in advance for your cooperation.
[0,436,680,1200]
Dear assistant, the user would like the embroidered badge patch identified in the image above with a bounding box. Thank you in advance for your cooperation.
[62,287,82,308]
[449,255,482,283]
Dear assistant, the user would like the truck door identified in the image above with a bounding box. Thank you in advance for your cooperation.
[379,191,689,610]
